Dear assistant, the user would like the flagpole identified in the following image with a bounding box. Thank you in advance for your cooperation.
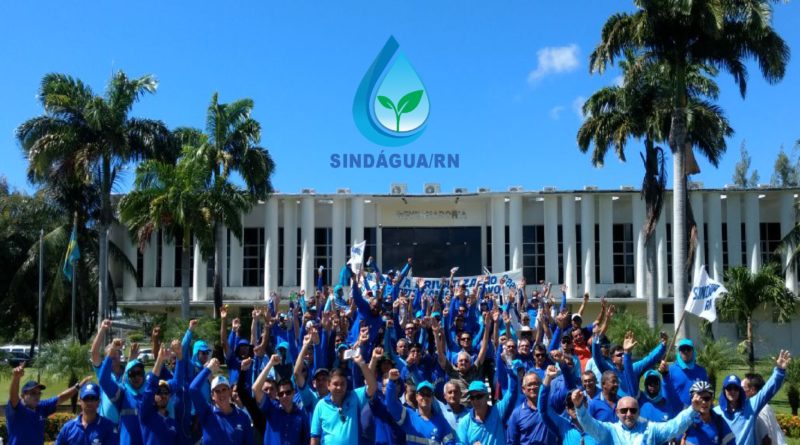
[37,228,43,381]
[71,212,78,340]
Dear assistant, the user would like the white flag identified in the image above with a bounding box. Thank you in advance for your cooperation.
[346,240,367,274]
[685,266,728,322]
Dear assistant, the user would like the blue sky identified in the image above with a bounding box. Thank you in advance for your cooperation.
[2,1,799,195]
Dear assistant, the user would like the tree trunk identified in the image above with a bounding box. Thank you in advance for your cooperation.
[181,239,191,320]
[671,109,689,338]
[646,235,658,328]
[213,222,224,318]
[748,316,755,372]
[98,154,111,328]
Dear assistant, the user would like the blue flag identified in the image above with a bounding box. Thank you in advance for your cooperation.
[63,226,80,282]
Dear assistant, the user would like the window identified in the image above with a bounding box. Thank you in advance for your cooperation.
[382,227,481,276]
[722,223,729,272]
[243,228,265,287]
[486,226,510,272]
[613,224,634,283]
[760,222,782,265]
[522,225,545,283]
[662,303,674,324]
[315,228,333,285]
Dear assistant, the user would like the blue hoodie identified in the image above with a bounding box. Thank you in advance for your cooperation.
[638,370,681,424]
[667,339,709,407]
[98,356,146,445]
[713,369,785,445]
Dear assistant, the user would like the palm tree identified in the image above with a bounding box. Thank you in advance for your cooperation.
[17,71,175,324]
[590,0,790,337]
[196,93,275,316]
[579,56,731,327]
[34,339,92,412]
[119,130,219,320]
[718,264,796,371]
[696,336,740,390]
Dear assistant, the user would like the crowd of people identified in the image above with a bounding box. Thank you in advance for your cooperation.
[4,257,793,445]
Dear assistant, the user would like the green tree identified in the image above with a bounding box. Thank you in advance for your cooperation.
[732,140,760,187]
[17,71,176,325]
[718,264,796,371]
[696,336,741,390]
[196,93,275,316]
[770,145,799,187]
[590,0,790,336]
[33,339,91,412]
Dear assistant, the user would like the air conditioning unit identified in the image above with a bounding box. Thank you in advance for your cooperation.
[508,186,523,193]
[620,185,635,191]
[424,183,441,195]
[583,185,598,191]
[390,183,407,195]
[477,187,491,193]
[758,183,772,189]
[301,188,316,194]
[454,187,468,194]
[336,188,351,194]
[542,186,556,193]
[688,182,703,190]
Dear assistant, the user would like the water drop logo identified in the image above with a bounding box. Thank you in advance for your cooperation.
[353,36,429,146]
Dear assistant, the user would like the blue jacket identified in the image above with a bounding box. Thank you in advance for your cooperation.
[638,370,681,423]
[577,403,699,445]
[539,383,597,445]
[369,395,406,445]
[139,371,182,445]
[713,367,785,445]
[54,414,117,445]
[189,367,254,445]
[259,398,309,445]
[384,379,455,445]
[455,371,519,445]
[592,337,665,397]
[667,339,710,408]
[98,357,145,445]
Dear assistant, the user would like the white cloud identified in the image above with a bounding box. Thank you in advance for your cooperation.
[528,44,580,83]
[549,105,565,120]
[572,96,586,120]
[614,75,625,87]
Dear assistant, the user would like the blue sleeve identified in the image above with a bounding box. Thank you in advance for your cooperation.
[352,284,372,316]
[576,405,612,443]
[507,408,521,445]
[540,383,570,437]
[559,291,567,312]
[749,367,786,415]
[97,356,123,405]
[497,367,520,420]
[181,329,193,365]
[412,286,424,313]
[54,421,70,445]
[384,379,407,423]
[140,372,159,423]
[591,337,612,374]
[226,330,238,361]
[189,367,212,421]
[650,406,699,444]
[621,352,639,398]
[548,325,563,352]
[398,262,411,281]
[316,272,324,293]
[338,264,351,287]
[660,372,682,416]
[495,349,509,391]
[632,343,666,378]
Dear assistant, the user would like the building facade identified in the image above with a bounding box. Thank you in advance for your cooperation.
[110,185,800,352]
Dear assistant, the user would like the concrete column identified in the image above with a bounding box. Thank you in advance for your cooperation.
[780,192,798,294]
[161,232,175,287]
[707,192,723,282]
[561,195,577,298]
[300,196,316,293]
[376,225,383,268]
[264,199,278,300]
[632,195,646,298]
[351,197,365,245]
[491,197,507,273]
[581,194,596,297]
[599,195,614,284]
[544,196,559,283]
[726,194,742,267]
[509,196,523,271]
[744,193,761,273]
[143,232,157,287]
[282,199,297,287]
[219,225,228,287]
[228,214,243,287]
[123,232,138,301]
[332,198,346,282]
[656,205,668,298]
[192,239,206,301]
[690,192,705,281]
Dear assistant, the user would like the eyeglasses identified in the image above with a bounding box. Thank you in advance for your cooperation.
[699,395,713,402]
[460,337,471,341]
[618,407,638,414]
[278,390,293,397]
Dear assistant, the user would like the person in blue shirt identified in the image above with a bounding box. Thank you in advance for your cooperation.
[588,370,619,422]
[189,358,254,445]
[455,365,520,445]
[98,343,146,445]
[637,364,681,423]
[91,319,123,426]
[683,381,735,445]
[573,389,703,445]
[713,350,790,445]
[139,343,185,445]
[507,370,550,445]
[54,383,117,445]
[435,381,467,433]
[6,365,87,445]
[384,371,456,445]
[539,365,598,445]
[257,376,309,445]
[310,349,378,445]
[592,329,666,398]
[668,339,710,408]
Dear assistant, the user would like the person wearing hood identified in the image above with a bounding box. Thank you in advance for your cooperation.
[139,343,185,445]
[592,327,666,398]
[540,365,598,445]
[189,358,254,444]
[713,350,791,445]
[667,338,710,408]
[98,342,147,445]
[683,381,735,445]
[637,362,681,424]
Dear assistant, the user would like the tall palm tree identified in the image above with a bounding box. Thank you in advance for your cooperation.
[196,93,275,316]
[590,0,790,336]
[17,71,175,324]
[119,130,220,320]
[718,264,796,371]
[578,56,731,327]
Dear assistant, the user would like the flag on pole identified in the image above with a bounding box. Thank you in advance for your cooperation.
[347,240,367,274]
[685,266,728,322]
[63,226,81,282]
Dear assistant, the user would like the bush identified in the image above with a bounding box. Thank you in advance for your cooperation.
[606,309,662,358]
[0,411,74,441]
[777,414,800,438]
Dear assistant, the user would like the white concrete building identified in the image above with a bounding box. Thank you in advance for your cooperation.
[110,184,800,355]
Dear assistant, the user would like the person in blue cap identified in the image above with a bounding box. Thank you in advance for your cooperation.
[713,350,790,445]
[455,363,519,445]
[6,364,89,445]
[54,382,117,445]
[189,357,254,445]
[682,381,734,445]
[98,340,148,445]
[139,343,186,445]
[539,365,598,445]
[384,369,455,445]
[667,338,710,408]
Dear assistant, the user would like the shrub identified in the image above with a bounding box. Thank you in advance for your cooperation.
[777,413,800,438]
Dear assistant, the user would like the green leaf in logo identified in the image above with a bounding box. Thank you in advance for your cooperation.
[377,95,397,112]
[397,90,424,114]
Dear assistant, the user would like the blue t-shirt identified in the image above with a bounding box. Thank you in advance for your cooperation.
[5,396,58,445]
[310,387,370,445]
[54,414,117,445]
[683,415,735,445]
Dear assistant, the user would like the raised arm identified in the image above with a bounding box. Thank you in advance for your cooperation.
[383,369,409,423]
[577,292,589,318]
[253,354,282,405]
[8,365,24,408]
[749,351,791,415]
[651,402,701,444]
[189,359,217,421]
[97,346,124,403]
[91,319,112,367]
[573,390,612,444]
[475,312,492,367]
[540,365,570,436]
[355,349,378,398]
[294,335,313,389]
[432,321,449,370]
[220,305,230,358]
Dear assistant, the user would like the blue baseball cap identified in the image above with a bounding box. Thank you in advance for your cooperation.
[21,380,45,393]
[511,359,526,372]
[79,383,100,400]
[723,375,742,389]
[337,343,349,351]
[416,381,434,393]
[467,381,488,394]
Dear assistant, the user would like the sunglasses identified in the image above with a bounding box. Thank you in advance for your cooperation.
[699,395,713,402]
[469,393,488,400]
[418,391,433,398]
[460,337,471,342]
[82,396,99,402]
[278,390,293,397]
[534,353,546,358]
[679,347,693,353]
[614,353,624,358]
[198,350,210,355]
[157,390,171,396]
[128,370,144,378]
[618,407,638,414]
